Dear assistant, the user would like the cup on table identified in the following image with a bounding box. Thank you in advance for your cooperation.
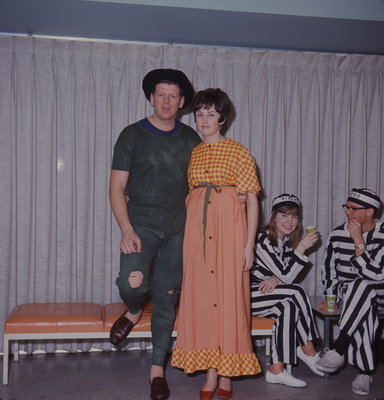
[325,294,337,312]
[305,226,316,234]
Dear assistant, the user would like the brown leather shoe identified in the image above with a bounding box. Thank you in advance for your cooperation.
[150,377,170,400]
[109,311,134,345]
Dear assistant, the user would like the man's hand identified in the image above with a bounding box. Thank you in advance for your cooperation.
[120,229,142,254]
[347,218,363,243]
[258,276,279,294]
[319,299,338,311]
[319,300,327,311]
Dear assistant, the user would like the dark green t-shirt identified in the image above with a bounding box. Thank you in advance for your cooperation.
[112,118,201,232]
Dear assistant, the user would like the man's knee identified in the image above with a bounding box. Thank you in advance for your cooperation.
[348,278,374,299]
[117,269,147,295]
[128,271,144,288]
[292,284,307,297]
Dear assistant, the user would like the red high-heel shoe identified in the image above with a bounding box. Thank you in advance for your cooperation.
[217,387,232,399]
[199,389,216,400]
[200,369,218,399]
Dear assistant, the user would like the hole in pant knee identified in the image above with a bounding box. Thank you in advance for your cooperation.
[167,289,175,295]
[128,271,144,288]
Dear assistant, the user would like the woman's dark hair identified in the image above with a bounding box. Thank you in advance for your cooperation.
[262,205,302,248]
[191,88,231,123]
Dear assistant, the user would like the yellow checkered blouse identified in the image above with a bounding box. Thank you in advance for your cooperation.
[188,137,261,193]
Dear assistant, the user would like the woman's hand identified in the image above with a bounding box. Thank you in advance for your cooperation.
[296,229,319,255]
[243,243,255,271]
[258,276,280,294]
[237,191,248,204]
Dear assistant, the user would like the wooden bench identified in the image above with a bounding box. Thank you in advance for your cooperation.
[3,302,275,385]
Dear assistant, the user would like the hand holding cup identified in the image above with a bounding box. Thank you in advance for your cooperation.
[298,226,319,252]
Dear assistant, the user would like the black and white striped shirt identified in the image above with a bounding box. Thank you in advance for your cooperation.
[251,230,309,285]
[321,220,384,296]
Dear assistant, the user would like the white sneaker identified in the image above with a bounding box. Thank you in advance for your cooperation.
[297,347,325,377]
[266,370,307,387]
[315,348,345,373]
[351,374,373,396]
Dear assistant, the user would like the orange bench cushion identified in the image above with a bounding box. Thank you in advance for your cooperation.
[251,316,275,330]
[104,303,272,331]
[5,302,272,335]
[5,303,104,334]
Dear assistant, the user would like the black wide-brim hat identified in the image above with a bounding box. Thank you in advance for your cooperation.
[142,69,195,110]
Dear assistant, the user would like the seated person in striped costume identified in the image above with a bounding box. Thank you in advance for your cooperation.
[250,194,324,388]
[316,188,384,397]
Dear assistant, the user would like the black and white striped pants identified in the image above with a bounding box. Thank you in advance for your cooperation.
[338,278,384,372]
[250,284,319,365]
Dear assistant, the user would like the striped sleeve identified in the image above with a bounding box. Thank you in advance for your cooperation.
[252,231,308,284]
[321,231,341,296]
[320,222,384,296]
[351,221,384,281]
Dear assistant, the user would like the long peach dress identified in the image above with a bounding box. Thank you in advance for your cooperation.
[171,138,262,376]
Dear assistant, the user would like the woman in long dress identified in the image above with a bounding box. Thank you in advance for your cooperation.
[171,88,261,400]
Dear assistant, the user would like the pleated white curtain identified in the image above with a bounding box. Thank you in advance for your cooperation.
[0,36,383,352]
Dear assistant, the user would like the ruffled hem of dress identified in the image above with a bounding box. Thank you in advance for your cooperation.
[171,346,261,376]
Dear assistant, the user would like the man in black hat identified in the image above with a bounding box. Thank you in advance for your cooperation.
[109,69,201,399]
[316,188,384,396]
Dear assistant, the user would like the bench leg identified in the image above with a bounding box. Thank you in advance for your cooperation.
[265,337,271,357]
[3,335,9,386]
[13,341,19,362]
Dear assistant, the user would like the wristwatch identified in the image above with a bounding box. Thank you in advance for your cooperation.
[355,243,366,250]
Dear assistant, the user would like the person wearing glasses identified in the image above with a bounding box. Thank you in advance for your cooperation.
[250,194,324,388]
[316,188,384,396]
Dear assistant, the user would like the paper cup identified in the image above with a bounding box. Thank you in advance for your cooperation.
[325,294,337,312]
[305,226,316,234]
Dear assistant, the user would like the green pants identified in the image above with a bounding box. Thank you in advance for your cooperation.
[116,225,184,366]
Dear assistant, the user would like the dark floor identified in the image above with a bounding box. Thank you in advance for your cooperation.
[1,343,384,400]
